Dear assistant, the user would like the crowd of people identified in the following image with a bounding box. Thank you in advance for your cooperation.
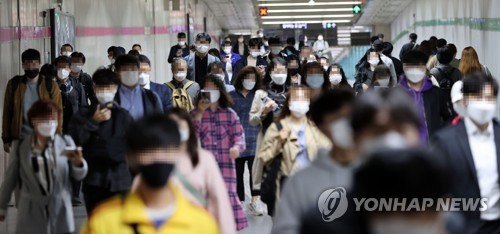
[0,30,498,234]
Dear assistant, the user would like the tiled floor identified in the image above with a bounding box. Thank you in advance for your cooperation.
[0,161,273,234]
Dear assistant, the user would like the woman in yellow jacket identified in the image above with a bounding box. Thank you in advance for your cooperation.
[258,86,331,214]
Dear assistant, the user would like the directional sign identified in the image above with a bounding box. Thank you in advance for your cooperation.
[353,4,362,14]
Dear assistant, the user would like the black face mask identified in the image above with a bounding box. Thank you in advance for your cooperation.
[140,163,175,188]
[25,69,40,79]
[288,68,299,76]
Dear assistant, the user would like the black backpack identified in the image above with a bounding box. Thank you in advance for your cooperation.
[435,67,458,90]
[11,75,53,99]
[260,121,285,216]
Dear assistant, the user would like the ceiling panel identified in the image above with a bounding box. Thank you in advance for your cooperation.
[355,0,413,25]
[205,0,258,30]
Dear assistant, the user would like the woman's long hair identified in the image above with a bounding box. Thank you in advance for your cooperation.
[459,47,483,76]
[166,107,199,167]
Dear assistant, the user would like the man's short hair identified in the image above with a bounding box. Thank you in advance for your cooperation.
[310,89,355,127]
[402,50,429,65]
[22,49,41,63]
[114,54,140,70]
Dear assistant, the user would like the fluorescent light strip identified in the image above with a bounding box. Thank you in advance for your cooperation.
[262,20,351,25]
[261,14,354,19]
[337,33,351,37]
[337,38,351,41]
[267,8,352,13]
[259,1,361,6]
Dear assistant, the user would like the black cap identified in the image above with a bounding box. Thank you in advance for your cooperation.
[372,39,384,52]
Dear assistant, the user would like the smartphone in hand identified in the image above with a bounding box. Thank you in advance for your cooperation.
[200,90,211,103]
[62,135,77,155]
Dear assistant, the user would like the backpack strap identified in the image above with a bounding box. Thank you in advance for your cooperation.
[183,80,195,90]
[275,121,283,131]
[175,168,207,206]
[166,82,176,90]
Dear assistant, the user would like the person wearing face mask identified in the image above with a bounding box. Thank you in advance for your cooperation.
[272,89,353,234]
[166,58,200,110]
[107,45,116,66]
[382,42,404,80]
[229,67,266,216]
[353,149,455,234]
[114,54,164,120]
[433,73,500,234]
[326,64,352,90]
[54,56,88,135]
[369,64,393,90]
[60,43,73,57]
[286,55,302,86]
[220,40,242,82]
[232,38,269,82]
[209,61,235,92]
[2,49,63,153]
[0,100,88,234]
[353,49,384,93]
[399,50,452,145]
[54,55,88,206]
[69,52,97,106]
[302,62,329,98]
[267,37,284,62]
[372,40,398,86]
[281,37,300,57]
[81,115,219,234]
[312,34,329,57]
[167,108,236,234]
[167,32,190,63]
[430,45,462,115]
[108,46,126,72]
[185,33,221,88]
[233,35,249,57]
[258,86,331,216]
[450,80,465,125]
[192,74,248,231]
[68,69,134,214]
[137,54,172,112]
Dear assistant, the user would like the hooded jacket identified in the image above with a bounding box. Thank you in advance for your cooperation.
[399,75,452,144]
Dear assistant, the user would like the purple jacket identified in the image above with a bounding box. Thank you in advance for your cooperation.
[398,75,434,145]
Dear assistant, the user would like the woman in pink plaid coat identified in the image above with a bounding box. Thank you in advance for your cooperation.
[192,74,248,231]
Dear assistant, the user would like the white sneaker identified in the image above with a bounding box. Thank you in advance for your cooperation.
[247,202,264,216]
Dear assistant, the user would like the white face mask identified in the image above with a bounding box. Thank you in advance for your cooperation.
[467,101,496,125]
[62,51,72,57]
[371,218,443,234]
[96,92,116,104]
[250,50,261,58]
[36,120,58,138]
[317,35,324,41]
[57,68,70,80]
[329,74,342,85]
[109,57,115,64]
[179,128,190,142]
[360,131,409,156]
[271,46,282,54]
[206,89,220,103]
[368,58,380,66]
[258,33,264,38]
[453,102,467,117]
[223,47,232,54]
[215,74,225,82]
[323,65,329,71]
[405,68,426,83]
[330,118,353,148]
[306,74,324,89]
[238,38,244,43]
[196,44,209,54]
[174,72,187,81]
[70,64,83,73]
[138,73,150,86]
[243,79,256,90]
[178,40,186,46]
[271,73,287,85]
[377,78,390,87]
[289,101,310,118]
[120,71,139,86]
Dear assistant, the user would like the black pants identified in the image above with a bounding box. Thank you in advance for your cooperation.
[82,184,125,214]
[235,156,259,202]
[70,177,82,202]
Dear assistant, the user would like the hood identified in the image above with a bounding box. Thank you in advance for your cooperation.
[398,75,433,92]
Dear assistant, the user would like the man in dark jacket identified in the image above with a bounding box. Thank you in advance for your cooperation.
[167,32,190,63]
[430,45,462,116]
[69,69,134,213]
[383,42,404,80]
[114,54,163,120]
[137,54,172,112]
[399,50,451,145]
[280,37,300,57]
[232,38,269,82]
[399,33,419,60]
[70,51,97,106]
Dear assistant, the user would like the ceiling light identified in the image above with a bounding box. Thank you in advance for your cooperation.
[259,1,362,7]
[267,8,353,13]
[308,0,315,6]
[262,19,351,24]
[261,14,354,19]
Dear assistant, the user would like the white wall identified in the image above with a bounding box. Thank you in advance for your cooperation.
[391,0,500,77]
